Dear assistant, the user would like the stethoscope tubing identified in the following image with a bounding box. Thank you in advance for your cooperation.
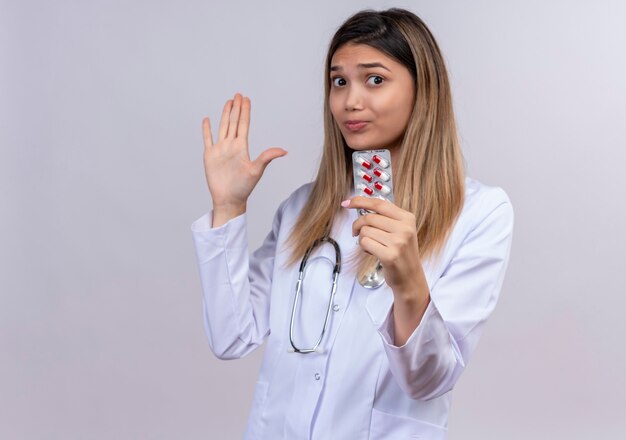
[289,236,341,354]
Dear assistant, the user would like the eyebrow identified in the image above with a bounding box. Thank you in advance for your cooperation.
[330,62,391,72]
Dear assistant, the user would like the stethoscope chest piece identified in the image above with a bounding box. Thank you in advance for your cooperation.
[357,261,385,289]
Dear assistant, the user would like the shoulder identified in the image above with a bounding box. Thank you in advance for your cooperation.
[436,176,514,262]
[461,176,514,228]
[273,181,315,222]
[278,181,314,208]
[425,176,515,276]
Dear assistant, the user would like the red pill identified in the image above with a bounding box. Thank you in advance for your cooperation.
[372,168,390,181]
[357,169,373,182]
[355,155,372,169]
[374,181,391,195]
[357,183,374,196]
[372,154,389,168]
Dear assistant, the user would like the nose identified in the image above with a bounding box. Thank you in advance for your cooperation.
[345,85,364,111]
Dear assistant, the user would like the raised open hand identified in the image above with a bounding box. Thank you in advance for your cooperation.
[202,93,287,218]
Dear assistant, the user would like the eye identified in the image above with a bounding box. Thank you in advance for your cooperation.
[332,77,346,87]
[367,75,384,86]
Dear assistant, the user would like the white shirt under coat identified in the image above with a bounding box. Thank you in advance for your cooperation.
[190,176,514,439]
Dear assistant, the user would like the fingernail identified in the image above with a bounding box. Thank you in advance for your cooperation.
[341,199,350,208]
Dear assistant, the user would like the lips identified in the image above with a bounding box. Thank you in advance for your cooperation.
[344,120,368,132]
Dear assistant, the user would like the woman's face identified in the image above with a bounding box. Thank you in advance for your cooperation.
[329,43,416,155]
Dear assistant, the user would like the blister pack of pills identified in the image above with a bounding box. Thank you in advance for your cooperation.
[351,149,394,216]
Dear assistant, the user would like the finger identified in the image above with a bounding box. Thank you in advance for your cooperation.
[202,117,213,148]
[358,235,390,260]
[237,96,251,139]
[251,147,288,176]
[227,93,242,139]
[343,196,406,221]
[218,99,233,140]
[359,225,394,248]
[352,213,398,236]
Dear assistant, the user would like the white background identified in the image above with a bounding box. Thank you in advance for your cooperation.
[2,0,625,438]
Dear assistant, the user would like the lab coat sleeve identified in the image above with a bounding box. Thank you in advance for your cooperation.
[190,201,285,360]
[376,193,514,400]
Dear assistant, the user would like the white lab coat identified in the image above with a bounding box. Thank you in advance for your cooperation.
[190,176,514,440]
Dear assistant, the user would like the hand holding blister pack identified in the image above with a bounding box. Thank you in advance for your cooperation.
[351,149,394,288]
[351,149,394,216]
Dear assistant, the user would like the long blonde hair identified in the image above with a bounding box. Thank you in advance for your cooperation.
[285,8,465,279]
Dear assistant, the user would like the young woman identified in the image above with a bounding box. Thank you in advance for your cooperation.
[191,8,514,439]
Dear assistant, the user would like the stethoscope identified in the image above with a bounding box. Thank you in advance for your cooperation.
[288,236,385,354]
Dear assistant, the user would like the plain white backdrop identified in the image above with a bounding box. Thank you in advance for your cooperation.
[2,0,625,438]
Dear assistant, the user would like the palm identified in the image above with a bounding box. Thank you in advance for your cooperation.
[202,93,287,207]
[205,141,256,205]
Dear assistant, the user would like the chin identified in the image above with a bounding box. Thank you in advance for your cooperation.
[343,137,382,150]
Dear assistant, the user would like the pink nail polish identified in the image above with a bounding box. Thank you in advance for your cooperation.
[341,199,350,208]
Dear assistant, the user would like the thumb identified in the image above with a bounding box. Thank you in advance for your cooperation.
[251,147,288,175]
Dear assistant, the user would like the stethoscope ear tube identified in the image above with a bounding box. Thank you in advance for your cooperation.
[299,236,341,275]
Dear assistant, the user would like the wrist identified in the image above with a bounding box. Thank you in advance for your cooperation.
[391,276,430,309]
[211,203,247,228]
